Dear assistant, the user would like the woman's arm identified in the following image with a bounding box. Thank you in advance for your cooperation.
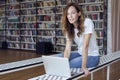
[64,39,72,58]
[82,33,91,77]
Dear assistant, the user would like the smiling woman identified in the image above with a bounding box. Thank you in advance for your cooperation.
[58,2,100,77]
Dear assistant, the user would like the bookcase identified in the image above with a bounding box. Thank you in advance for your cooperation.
[5,0,21,49]
[0,1,5,48]
[20,0,36,50]
[0,0,107,55]
[36,0,56,51]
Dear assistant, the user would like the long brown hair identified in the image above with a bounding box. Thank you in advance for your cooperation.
[61,3,85,40]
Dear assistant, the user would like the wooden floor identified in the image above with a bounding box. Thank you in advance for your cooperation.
[0,49,41,64]
[0,49,120,80]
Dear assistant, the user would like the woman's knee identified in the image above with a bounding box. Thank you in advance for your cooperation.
[87,56,100,68]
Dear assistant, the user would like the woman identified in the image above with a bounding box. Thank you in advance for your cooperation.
[57,2,100,77]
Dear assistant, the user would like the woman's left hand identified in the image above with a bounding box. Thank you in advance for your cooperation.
[82,68,90,77]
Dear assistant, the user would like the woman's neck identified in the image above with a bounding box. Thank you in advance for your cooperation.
[73,23,78,28]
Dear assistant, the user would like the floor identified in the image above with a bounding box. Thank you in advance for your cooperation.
[0,49,41,64]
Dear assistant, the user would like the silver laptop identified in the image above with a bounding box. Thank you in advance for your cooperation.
[42,55,71,78]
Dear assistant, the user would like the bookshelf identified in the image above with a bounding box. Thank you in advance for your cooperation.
[20,0,36,50]
[5,0,20,49]
[0,0,107,55]
[0,1,6,48]
[36,0,56,51]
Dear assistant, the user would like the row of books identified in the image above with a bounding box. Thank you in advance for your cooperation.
[20,43,35,50]
[6,5,19,10]
[37,23,55,28]
[6,0,19,4]
[55,45,65,52]
[97,39,103,46]
[95,30,103,37]
[99,48,104,56]
[6,23,54,29]
[0,23,5,29]
[20,9,36,15]
[36,1,55,7]
[21,36,36,42]
[8,43,35,50]
[3,22,56,29]
[7,36,36,42]
[0,5,5,11]
[20,43,36,50]
[7,36,20,41]
[55,30,63,36]
[37,37,53,42]
[8,43,20,49]
[75,0,103,3]
[82,4,103,11]
[94,21,103,28]
[37,30,55,36]
[6,23,19,28]
[20,16,36,22]
[56,0,71,5]
[21,30,36,35]
[1,2,103,20]
[20,23,36,28]
[85,13,102,20]
[20,2,36,8]
[37,8,55,14]
[0,31,5,36]
[6,30,38,36]
[6,22,56,30]
[6,0,71,6]
[37,15,53,21]
[6,30,20,35]
[56,37,66,45]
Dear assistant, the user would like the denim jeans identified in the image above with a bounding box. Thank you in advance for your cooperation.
[56,52,100,68]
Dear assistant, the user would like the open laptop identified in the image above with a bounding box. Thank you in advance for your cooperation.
[42,55,71,78]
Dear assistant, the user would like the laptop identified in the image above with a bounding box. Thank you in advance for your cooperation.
[42,55,71,78]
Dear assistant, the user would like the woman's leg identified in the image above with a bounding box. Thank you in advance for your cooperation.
[87,56,100,68]
[69,55,82,68]
[56,52,82,68]
[69,56,100,68]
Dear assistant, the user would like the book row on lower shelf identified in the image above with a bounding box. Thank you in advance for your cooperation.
[8,43,35,50]
[1,34,103,49]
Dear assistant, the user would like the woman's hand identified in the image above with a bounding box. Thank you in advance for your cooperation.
[82,68,90,77]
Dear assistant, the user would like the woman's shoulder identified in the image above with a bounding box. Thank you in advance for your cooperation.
[84,18,93,23]
[84,18,94,30]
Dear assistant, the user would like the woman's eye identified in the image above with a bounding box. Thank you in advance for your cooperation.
[72,12,76,14]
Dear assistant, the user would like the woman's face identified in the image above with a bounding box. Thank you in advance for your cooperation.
[67,6,80,25]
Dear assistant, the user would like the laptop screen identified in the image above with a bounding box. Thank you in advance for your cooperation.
[42,55,71,78]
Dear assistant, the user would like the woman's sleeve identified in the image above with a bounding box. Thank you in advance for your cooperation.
[84,18,94,34]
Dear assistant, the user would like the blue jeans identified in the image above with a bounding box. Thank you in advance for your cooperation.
[56,52,100,68]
